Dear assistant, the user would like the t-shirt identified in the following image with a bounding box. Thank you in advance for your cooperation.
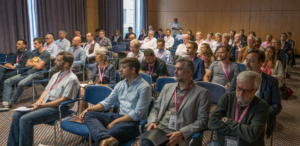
[141,57,168,83]
[208,61,240,86]
[27,50,51,75]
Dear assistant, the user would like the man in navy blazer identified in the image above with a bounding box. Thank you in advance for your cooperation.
[280,33,292,54]
[228,50,282,138]
[186,41,205,81]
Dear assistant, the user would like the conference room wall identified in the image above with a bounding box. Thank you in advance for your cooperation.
[148,0,300,55]
[87,0,99,36]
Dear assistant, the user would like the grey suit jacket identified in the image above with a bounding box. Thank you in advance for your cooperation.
[147,83,211,145]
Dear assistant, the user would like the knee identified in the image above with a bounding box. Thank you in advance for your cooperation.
[4,78,12,85]
[19,115,31,126]
[12,112,22,121]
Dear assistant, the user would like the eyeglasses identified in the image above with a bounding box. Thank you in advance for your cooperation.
[236,86,255,94]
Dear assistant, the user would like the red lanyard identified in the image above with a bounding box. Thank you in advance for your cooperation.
[221,61,231,80]
[50,70,71,91]
[99,38,104,45]
[16,49,27,63]
[145,38,152,43]
[85,43,92,50]
[262,62,270,73]
[98,65,106,83]
[191,57,194,62]
[148,64,154,76]
[157,50,164,58]
[45,43,52,50]
[165,36,171,42]
[73,47,79,56]
[235,102,250,122]
[58,39,64,48]
[202,55,207,62]
[174,83,193,111]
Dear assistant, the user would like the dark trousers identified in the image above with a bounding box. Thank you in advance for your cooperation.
[84,111,140,145]
[0,67,18,94]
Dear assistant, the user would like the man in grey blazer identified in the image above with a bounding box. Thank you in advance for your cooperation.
[144,57,211,146]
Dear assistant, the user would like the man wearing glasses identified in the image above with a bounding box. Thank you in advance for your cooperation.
[44,33,58,60]
[127,39,145,63]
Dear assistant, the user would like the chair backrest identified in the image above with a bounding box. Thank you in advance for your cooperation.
[119,42,130,50]
[6,54,14,63]
[139,73,151,85]
[0,53,7,62]
[235,50,240,61]
[108,51,113,59]
[195,81,226,104]
[167,64,175,77]
[155,77,177,92]
[115,70,120,83]
[172,40,182,49]
[236,62,246,72]
[112,45,127,53]
[111,41,117,46]
[84,85,112,105]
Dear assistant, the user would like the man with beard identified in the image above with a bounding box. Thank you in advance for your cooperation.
[204,46,240,89]
[6,51,80,146]
[55,30,71,52]
[208,71,269,146]
[228,50,282,138]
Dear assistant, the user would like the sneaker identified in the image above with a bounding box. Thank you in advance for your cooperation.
[0,104,10,111]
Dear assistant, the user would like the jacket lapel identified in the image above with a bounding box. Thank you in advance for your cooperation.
[177,85,195,113]
[161,84,177,114]
[259,73,267,98]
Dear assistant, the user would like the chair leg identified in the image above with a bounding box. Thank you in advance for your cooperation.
[89,133,92,146]
[60,125,64,145]
[54,121,57,146]
[210,130,214,141]
[270,134,273,146]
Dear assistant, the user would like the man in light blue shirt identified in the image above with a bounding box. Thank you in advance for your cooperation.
[44,33,58,59]
[68,36,86,72]
[80,57,152,146]
[55,30,71,52]
[154,38,173,64]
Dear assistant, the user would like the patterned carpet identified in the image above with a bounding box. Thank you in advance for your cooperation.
[1,60,300,146]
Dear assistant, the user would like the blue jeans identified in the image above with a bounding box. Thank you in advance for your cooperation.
[84,111,140,145]
[3,73,43,104]
[0,68,18,95]
[7,106,69,146]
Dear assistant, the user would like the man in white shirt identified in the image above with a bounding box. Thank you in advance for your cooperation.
[44,33,58,60]
[164,29,174,49]
[55,30,71,52]
[195,31,204,53]
[211,33,222,53]
[127,39,145,62]
[154,38,173,64]
[175,28,184,40]
[140,30,157,50]
[175,34,190,57]
[172,18,182,36]
[228,30,236,46]
[203,32,216,52]
[83,32,100,58]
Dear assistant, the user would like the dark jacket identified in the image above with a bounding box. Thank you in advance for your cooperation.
[228,72,282,138]
[192,56,205,81]
[110,36,123,43]
[277,49,286,69]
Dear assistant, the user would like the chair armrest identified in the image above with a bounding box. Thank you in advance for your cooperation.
[60,98,80,106]
[192,131,203,139]
[109,84,117,89]
[34,69,50,74]
[139,119,148,125]
[18,67,31,71]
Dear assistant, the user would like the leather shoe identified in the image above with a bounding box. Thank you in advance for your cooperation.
[99,137,119,146]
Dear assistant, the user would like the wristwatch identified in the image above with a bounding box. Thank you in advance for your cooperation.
[222,117,229,123]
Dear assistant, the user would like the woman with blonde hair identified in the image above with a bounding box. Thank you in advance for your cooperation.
[197,43,216,69]
[110,29,122,43]
[271,38,286,69]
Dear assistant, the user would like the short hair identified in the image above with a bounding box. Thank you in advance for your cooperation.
[128,27,133,30]
[230,30,236,34]
[287,32,292,36]
[46,33,54,38]
[120,57,140,74]
[208,32,213,36]
[74,29,80,32]
[18,39,27,45]
[166,29,171,32]
[256,36,262,43]
[57,51,74,67]
[95,28,101,32]
[99,29,105,34]
[176,57,195,74]
[179,28,183,30]
[267,34,273,39]
[59,30,67,35]
[157,38,165,45]
[184,34,190,39]
[237,71,262,89]
[86,32,93,37]
[222,33,230,40]
[95,47,109,61]
[188,41,198,50]
[215,33,222,37]
[130,39,140,47]
[240,29,245,33]
[281,33,288,37]
[149,30,154,35]
[249,31,256,37]
[196,31,203,36]
[158,28,163,32]
[144,49,155,57]
[34,37,45,45]
[247,50,265,63]
[219,46,229,52]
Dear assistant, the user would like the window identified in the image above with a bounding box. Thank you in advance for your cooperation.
[123,0,141,38]
[27,0,38,50]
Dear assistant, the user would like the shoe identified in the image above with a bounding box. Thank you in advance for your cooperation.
[99,137,119,146]
[0,104,10,111]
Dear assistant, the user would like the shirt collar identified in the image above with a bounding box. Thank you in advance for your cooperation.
[58,70,70,77]
[125,75,143,85]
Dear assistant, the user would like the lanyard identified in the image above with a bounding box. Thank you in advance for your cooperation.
[191,57,194,62]
[197,40,203,46]
[115,36,118,41]
[50,70,71,91]
[85,43,92,50]
[262,61,270,73]
[58,39,64,48]
[145,38,152,43]
[174,83,193,111]
[281,43,284,49]
[99,38,104,45]
[221,61,231,80]
[235,102,250,122]
[165,36,171,42]
[148,64,154,76]
[157,50,164,58]
[202,55,207,62]
[73,47,79,56]
[158,35,162,38]
[16,49,27,63]
[45,43,52,50]
[98,65,106,83]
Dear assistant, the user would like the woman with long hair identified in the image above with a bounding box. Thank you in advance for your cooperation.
[110,29,122,43]
[197,43,216,69]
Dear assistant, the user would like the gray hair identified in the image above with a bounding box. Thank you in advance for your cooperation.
[59,30,67,35]
[176,57,195,73]
[237,71,262,89]
[130,39,140,47]
[184,34,190,39]
[215,33,222,37]
[248,34,256,40]
[149,30,154,35]
[95,47,109,61]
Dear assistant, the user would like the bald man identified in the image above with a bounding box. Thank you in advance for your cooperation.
[129,34,136,41]
[175,34,190,57]
[44,33,58,59]
[140,30,157,50]
[68,37,86,72]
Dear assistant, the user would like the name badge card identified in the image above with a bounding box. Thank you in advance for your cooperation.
[225,136,239,146]
[168,115,177,130]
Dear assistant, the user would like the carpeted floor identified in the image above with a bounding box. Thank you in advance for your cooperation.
[0,59,300,146]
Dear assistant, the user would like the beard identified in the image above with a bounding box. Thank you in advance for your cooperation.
[55,64,64,70]
[236,95,250,107]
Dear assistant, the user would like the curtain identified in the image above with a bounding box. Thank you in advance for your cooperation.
[140,0,148,32]
[0,0,30,53]
[98,0,123,39]
[36,0,87,41]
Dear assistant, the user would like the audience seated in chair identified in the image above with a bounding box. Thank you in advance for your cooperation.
[95,29,112,51]
[228,30,236,46]
[154,38,173,65]
[203,32,216,50]
[140,49,168,88]
[214,33,237,62]
[239,29,247,43]
[211,33,222,53]
[74,29,86,46]
[138,29,147,41]
[175,34,190,57]
[127,39,145,62]
[195,31,204,52]
[79,57,152,146]
[155,28,165,39]
[0,39,31,95]
[164,29,174,50]
[197,43,216,69]
[208,71,270,146]
[172,18,182,36]
[124,27,136,40]
[83,32,100,67]
[175,28,184,41]
[272,38,286,69]
[140,30,157,51]
[78,47,116,113]
[139,57,210,146]
[228,50,282,138]
[232,33,247,50]
[110,29,123,43]
[55,30,71,52]
[261,34,272,50]
[44,33,58,60]
[237,35,256,63]
[186,41,205,81]
[204,46,240,89]
[0,37,51,110]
